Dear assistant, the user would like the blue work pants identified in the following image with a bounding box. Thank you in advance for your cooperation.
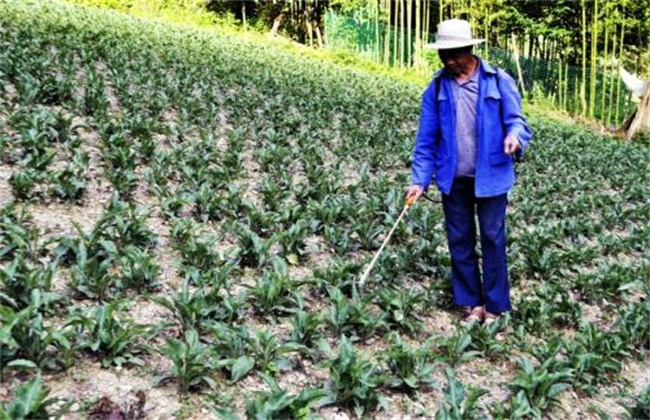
[441,177,511,313]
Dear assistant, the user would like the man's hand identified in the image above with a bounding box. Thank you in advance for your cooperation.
[405,185,424,207]
[504,134,521,156]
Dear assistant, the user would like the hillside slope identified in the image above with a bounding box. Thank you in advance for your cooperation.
[0,1,648,418]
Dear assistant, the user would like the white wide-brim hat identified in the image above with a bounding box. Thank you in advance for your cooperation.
[426,19,485,50]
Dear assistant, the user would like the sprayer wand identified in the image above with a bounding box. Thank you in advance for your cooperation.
[357,194,417,290]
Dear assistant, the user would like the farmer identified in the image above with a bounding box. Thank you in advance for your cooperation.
[406,19,532,326]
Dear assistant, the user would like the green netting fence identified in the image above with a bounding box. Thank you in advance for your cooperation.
[325,11,635,127]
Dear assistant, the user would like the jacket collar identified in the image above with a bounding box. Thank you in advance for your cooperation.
[479,58,497,74]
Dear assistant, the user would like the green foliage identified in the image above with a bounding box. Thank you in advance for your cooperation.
[54,196,157,300]
[118,245,160,292]
[503,353,573,418]
[625,386,650,420]
[290,308,323,347]
[376,286,425,336]
[435,368,488,420]
[0,256,56,311]
[169,218,221,276]
[0,375,71,420]
[433,328,482,366]
[318,335,386,416]
[567,322,629,394]
[157,329,217,395]
[151,277,241,334]
[205,322,257,384]
[65,300,152,368]
[248,259,297,317]
[9,169,41,201]
[615,301,650,352]
[0,291,74,373]
[245,372,328,420]
[251,330,302,376]
[233,223,274,269]
[0,203,35,262]
[49,150,89,202]
[326,287,386,339]
[382,333,436,392]
[467,320,508,360]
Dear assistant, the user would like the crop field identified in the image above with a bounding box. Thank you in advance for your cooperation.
[0,1,648,419]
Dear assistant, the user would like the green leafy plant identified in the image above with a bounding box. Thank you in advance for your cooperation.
[9,169,41,201]
[233,223,274,269]
[69,238,118,301]
[248,259,297,317]
[433,328,481,366]
[101,133,140,200]
[625,385,650,420]
[290,307,323,347]
[157,329,217,395]
[251,330,303,376]
[435,368,488,420]
[0,374,72,419]
[170,217,220,275]
[49,150,89,202]
[0,290,74,373]
[317,335,386,416]
[0,256,56,310]
[245,372,328,420]
[0,203,38,262]
[118,245,160,292]
[567,322,629,394]
[311,257,362,296]
[190,182,227,222]
[327,287,386,339]
[65,300,153,368]
[615,301,650,352]
[205,322,256,384]
[506,354,573,418]
[277,221,309,262]
[377,287,426,336]
[151,278,241,334]
[383,333,436,392]
[467,319,508,360]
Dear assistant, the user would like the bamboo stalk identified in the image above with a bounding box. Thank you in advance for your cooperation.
[574,76,580,114]
[242,2,247,31]
[425,0,430,44]
[415,0,421,69]
[589,0,598,119]
[400,0,405,67]
[384,0,391,66]
[581,0,587,117]
[375,0,380,62]
[393,0,399,67]
[615,18,625,126]
[511,33,526,95]
[607,27,616,127]
[406,0,413,67]
[484,0,489,60]
[601,4,609,123]
[562,62,567,111]
[557,60,563,107]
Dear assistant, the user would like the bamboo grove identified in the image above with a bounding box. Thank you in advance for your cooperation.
[324,0,649,127]
[0,1,649,418]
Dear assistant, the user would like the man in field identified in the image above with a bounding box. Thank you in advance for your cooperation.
[406,19,532,325]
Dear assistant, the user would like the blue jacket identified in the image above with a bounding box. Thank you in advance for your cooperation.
[411,59,533,197]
